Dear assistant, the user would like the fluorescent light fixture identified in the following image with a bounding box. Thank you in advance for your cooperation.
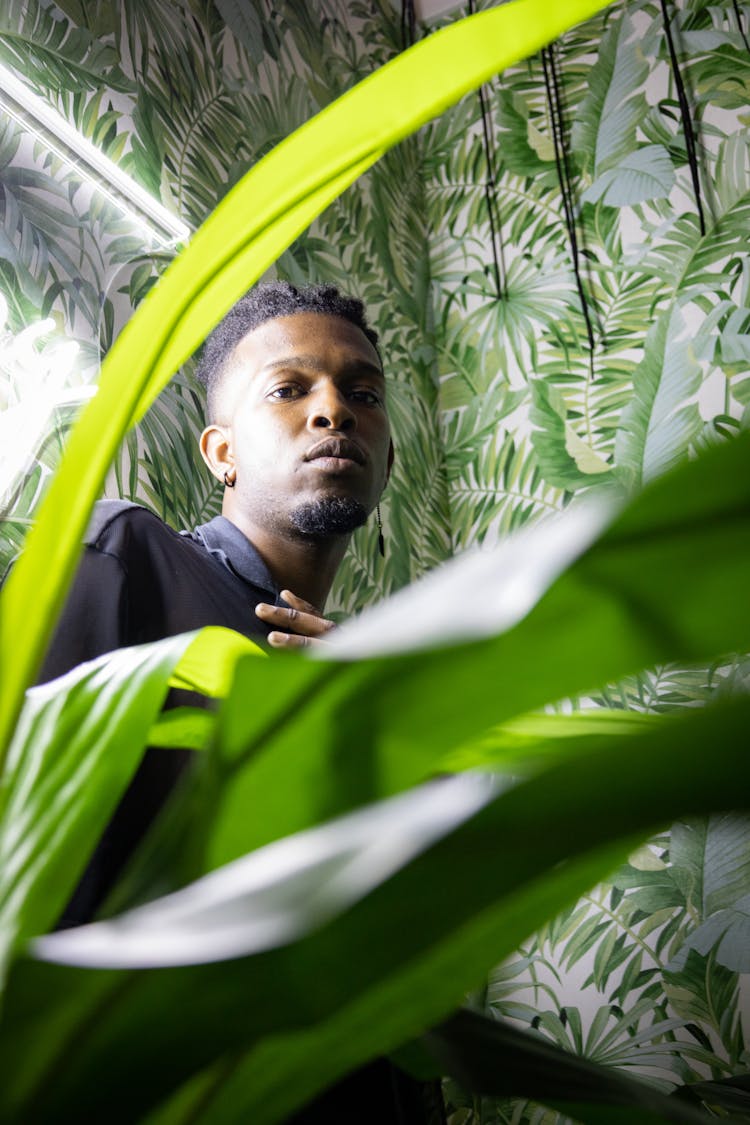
[0,63,191,246]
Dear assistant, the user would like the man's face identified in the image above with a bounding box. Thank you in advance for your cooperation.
[204,312,394,540]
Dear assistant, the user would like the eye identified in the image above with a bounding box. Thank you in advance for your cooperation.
[268,384,304,400]
[349,388,382,405]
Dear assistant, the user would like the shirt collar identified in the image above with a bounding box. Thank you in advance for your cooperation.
[186,516,282,602]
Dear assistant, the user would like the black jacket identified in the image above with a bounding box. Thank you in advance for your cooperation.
[37,500,444,1124]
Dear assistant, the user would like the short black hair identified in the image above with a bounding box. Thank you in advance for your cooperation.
[195,281,381,420]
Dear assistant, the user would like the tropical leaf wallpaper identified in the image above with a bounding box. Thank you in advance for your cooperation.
[1,0,748,1121]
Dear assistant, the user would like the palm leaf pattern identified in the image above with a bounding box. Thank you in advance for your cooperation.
[0,0,127,97]
[0,0,748,1121]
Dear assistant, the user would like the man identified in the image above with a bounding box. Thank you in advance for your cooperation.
[41,281,393,679]
[39,281,443,1123]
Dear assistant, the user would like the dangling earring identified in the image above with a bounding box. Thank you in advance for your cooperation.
[376,503,385,558]
[223,470,236,489]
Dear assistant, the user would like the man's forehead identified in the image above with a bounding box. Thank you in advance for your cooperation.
[262,353,384,379]
[227,312,382,374]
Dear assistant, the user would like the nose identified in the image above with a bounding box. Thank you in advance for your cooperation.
[308,384,356,431]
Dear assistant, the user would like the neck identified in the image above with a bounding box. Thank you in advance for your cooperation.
[222,502,349,610]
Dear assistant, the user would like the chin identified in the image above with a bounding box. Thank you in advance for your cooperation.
[289,494,368,537]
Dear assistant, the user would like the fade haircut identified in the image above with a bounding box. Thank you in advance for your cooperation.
[195,281,382,421]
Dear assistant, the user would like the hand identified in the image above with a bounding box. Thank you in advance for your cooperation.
[255,589,336,649]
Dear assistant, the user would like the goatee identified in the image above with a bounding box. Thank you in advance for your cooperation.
[289,495,368,537]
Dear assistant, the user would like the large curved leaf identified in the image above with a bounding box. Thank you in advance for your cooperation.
[2,695,747,1123]
[0,627,261,978]
[423,1009,714,1125]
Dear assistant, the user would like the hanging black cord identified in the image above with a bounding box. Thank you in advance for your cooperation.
[731,0,750,54]
[542,43,597,378]
[477,80,507,299]
[468,0,506,299]
[401,0,416,50]
[659,0,706,236]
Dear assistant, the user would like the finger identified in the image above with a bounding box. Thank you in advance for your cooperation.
[267,630,325,649]
[280,589,322,615]
[255,603,335,637]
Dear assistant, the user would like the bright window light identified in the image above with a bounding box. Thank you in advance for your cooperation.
[0,294,96,505]
[0,63,191,246]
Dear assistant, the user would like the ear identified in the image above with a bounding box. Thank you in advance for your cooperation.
[199,424,234,483]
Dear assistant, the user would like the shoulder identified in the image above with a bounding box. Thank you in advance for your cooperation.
[84,500,177,550]
[2,500,166,587]
[83,501,191,575]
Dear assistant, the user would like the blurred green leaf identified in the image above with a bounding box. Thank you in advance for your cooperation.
[0,626,261,980]
[423,1008,714,1124]
[186,430,750,865]
[677,1074,750,1116]
[440,708,656,776]
[0,692,745,1121]
[0,632,197,976]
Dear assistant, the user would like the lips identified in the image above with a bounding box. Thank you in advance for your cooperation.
[305,438,365,465]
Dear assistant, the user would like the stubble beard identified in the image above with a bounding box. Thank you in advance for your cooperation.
[288,494,369,538]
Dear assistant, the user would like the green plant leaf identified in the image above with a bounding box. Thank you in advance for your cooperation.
[3,694,749,1123]
[570,9,649,178]
[0,0,129,94]
[663,947,739,1032]
[214,0,265,65]
[679,1074,750,1116]
[615,304,703,490]
[670,814,750,920]
[422,1008,714,1124]
[493,87,559,184]
[639,192,750,302]
[580,144,675,207]
[530,378,614,491]
[669,893,750,974]
[166,626,265,697]
[0,632,196,975]
[165,429,750,867]
[440,708,657,776]
[33,772,497,969]
[147,709,216,752]
[0,626,260,979]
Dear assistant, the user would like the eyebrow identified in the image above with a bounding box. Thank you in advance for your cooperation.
[261,355,385,379]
